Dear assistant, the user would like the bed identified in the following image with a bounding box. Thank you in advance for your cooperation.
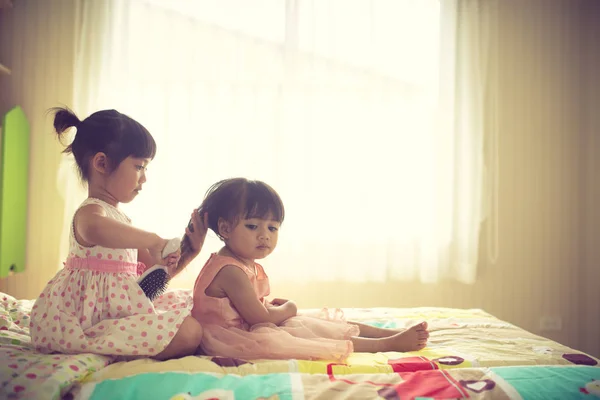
[1,290,598,399]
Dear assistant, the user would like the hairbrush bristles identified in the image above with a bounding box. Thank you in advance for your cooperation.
[137,267,169,301]
[137,238,181,301]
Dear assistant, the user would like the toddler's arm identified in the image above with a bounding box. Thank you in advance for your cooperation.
[217,265,297,326]
[75,204,167,252]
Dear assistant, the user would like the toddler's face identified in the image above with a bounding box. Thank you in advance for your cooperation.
[225,212,280,261]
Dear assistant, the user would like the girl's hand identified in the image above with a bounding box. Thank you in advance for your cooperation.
[148,238,169,266]
[148,237,181,267]
[185,209,209,254]
[163,250,181,270]
[269,298,297,320]
[270,298,290,306]
[282,301,298,319]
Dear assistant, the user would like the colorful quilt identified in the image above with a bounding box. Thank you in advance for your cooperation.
[75,364,600,399]
[0,293,111,399]
[74,306,599,399]
[1,290,598,399]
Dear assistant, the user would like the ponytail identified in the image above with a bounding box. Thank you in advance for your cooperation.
[49,107,81,155]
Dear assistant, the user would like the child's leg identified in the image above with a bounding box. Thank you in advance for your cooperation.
[350,322,429,353]
[153,316,203,361]
[350,321,428,338]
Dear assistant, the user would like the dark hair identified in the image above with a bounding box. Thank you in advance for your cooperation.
[202,178,285,240]
[176,178,284,271]
[50,107,156,182]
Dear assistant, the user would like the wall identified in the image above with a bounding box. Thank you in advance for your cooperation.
[580,0,600,359]
[0,0,597,357]
[0,0,77,298]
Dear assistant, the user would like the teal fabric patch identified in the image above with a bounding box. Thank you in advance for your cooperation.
[363,320,399,329]
[492,365,600,399]
[87,372,297,400]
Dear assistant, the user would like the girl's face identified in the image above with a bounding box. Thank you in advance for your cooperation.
[220,212,280,262]
[105,156,150,203]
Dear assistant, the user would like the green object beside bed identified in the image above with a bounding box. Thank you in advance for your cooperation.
[0,106,29,278]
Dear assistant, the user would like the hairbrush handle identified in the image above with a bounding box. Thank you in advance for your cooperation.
[162,237,182,257]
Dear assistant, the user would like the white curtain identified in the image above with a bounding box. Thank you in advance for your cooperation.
[60,0,491,286]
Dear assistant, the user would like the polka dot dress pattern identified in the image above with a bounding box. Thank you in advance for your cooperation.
[1,293,111,399]
[29,198,192,358]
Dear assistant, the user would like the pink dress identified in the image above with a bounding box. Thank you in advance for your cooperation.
[191,254,359,361]
[30,198,191,357]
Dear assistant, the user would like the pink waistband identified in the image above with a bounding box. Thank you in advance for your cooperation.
[64,257,143,275]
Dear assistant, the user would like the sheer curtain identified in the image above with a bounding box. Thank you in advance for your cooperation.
[60,0,492,286]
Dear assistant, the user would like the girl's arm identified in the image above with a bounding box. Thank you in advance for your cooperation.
[137,248,153,271]
[75,204,167,254]
[217,265,297,326]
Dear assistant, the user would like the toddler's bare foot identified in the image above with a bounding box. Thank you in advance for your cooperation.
[383,322,429,352]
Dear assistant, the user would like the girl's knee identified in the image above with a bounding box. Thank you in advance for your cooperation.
[182,316,203,346]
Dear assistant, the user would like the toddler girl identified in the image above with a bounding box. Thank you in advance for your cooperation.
[191,178,429,361]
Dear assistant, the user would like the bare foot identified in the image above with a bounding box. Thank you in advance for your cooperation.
[350,321,430,353]
[383,321,429,352]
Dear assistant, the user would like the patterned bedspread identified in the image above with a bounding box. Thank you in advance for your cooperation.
[1,291,598,399]
[75,306,599,399]
[0,293,111,399]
